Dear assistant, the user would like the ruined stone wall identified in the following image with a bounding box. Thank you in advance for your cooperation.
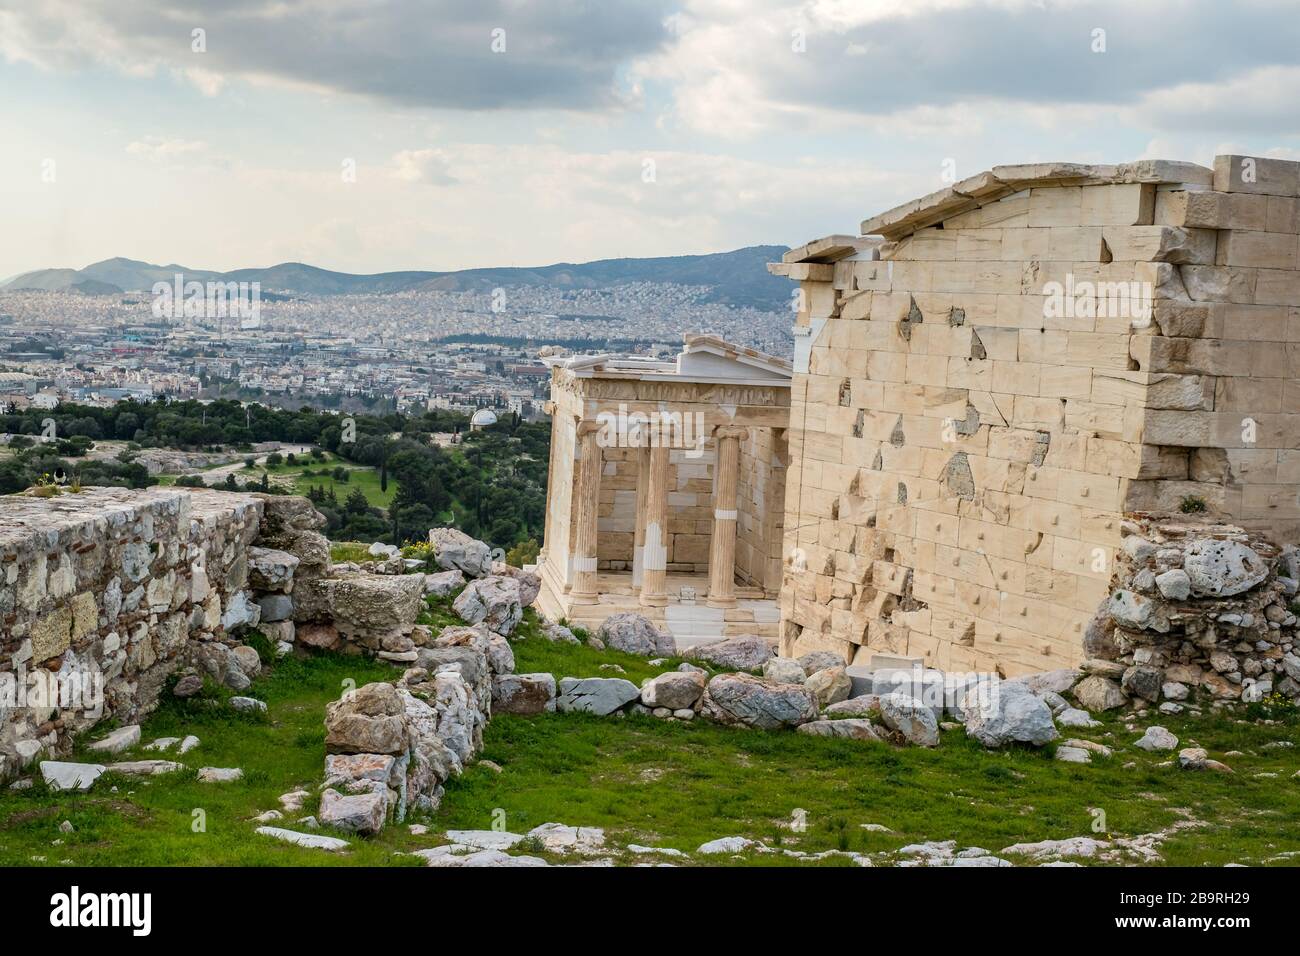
[779,155,1300,676]
[1136,154,1300,538]
[0,488,264,778]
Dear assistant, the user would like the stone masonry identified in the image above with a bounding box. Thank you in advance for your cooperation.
[772,155,1300,676]
[0,487,264,778]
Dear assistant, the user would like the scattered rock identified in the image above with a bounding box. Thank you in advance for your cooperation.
[1073,675,1126,712]
[40,762,105,792]
[762,657,807,684]
[256,826,349,851]
[640,670,706,710]
[428,527,494,578]
[197,767,243,783]
[878,693,940,747]
[962,682,1057,748]
[797,719,882,741]
[697,836,759,854]
[424,570,466,598]
[319,787,386,835]
[1134,726,1179,752]
[453,576,524,636]
[229,696,267,714]
[556,677,641,716]
[804,666,852,706]
[699,673,818,729]
[595,612,676,657]
[690,636,776,671]
[492,673,557,715]
[86,725,141,755]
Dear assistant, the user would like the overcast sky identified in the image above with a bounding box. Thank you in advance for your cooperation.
[2,0,1298,277]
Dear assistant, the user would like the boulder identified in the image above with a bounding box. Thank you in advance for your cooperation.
[453,576,523,636]
[805,666,852,707]
[797,650,846,675]
[823,694,881,717]
[229,696,267,713]
[491,563,542,606]
[491,673,556,715]
[429,528,495,578]
[526,822,606,854]
[248,546,299,593]
[555,677,641,715]
[1007,669,1081,697]
[424,570,466,598]
[1109,589,1168,632]
[797,719,882,741]
[690,636,775,671]
[639,670,706,710]
[1183,539,1269,597]
[878,693,940,747]
[762,657,807,684]
[961,682,1057,748]
[1134,726,1179,752]
[325,682,409,755]
[1056,707,1101,728]
[699,673,818,729]
[220,590,261,632]
[1073,675,1126,712]
[319,787,387,835]
[595,613,676,657]
[325,574,425,637]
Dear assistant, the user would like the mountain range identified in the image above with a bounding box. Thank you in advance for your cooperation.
[1,245,792,311]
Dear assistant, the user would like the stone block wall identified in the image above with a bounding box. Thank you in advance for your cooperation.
[776,156,1300,676]
[0,488,263,777]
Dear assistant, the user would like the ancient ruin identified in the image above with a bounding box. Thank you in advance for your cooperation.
[535,334,790,645]
[769,154,1300,676]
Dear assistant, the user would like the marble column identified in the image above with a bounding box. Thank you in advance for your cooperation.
[638,444,670,607]
[708,425,747,608]
[569,419,603,605]
[631,443,650,591]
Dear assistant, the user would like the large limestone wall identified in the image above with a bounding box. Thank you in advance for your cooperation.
[0,488,263,777]
[780,155,1300,676]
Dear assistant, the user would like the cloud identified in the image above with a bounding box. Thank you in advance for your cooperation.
[0,0,674,111]
[391,149,457,186]
[643,0,1300,136]
[125,136,207,161]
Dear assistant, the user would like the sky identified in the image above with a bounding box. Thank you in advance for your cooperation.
[2,0,1298,278]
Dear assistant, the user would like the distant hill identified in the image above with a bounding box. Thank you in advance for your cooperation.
[2,246,793,310]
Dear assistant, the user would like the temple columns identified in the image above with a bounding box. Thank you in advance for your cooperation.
[638,444,671,607]
[707,425,747,608]
[568,419,603,605]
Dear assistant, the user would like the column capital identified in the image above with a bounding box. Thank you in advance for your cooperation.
[576,418,603,438]
[713,424,749,442]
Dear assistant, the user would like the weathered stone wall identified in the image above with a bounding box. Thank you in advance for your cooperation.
[775,155,1300,676]
[0,488,264,778]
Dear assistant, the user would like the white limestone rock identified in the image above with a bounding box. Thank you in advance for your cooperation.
[595,612,676,657]
[86,725,141,755]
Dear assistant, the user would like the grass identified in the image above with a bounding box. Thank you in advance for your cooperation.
[2,617,1298,867]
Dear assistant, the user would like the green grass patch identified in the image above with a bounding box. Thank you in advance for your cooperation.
[2,632,1297,867]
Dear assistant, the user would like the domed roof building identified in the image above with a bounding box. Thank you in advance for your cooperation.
[470,408,498,431]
